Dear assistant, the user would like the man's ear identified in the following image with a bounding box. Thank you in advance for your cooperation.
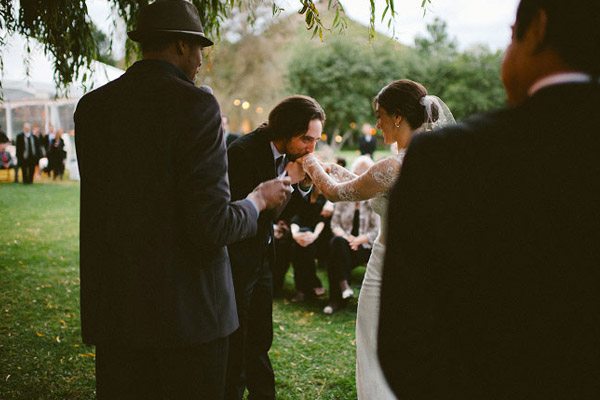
[527,8,549,54]
[175,39,186,55]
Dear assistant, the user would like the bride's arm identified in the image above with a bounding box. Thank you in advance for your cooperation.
[327,163,357,182]
[303,155,401,202]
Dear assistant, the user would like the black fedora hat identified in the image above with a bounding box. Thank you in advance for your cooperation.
[127,0,214,47]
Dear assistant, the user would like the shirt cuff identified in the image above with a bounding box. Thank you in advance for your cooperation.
[241,198,261,218]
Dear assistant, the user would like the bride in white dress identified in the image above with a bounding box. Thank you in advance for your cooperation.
[301,79,454,399]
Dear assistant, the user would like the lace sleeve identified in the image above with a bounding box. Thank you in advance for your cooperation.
[304,154,401,202]
[327,163,357,183]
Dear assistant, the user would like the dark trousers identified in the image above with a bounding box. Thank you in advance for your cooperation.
[95,337,228,400]
[291,241,323,294]
[272,236,292,297]
[20,161,36,184]
[226,256,275,400]
[327,236,371,303]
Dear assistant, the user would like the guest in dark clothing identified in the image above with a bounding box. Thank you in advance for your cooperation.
[42,124,57,176]
[378,1,600,398]
[289,188,333,302]
[272,218,292,298]
[15,122,43,184]
[358,123,376,158]
[47,128,67,180]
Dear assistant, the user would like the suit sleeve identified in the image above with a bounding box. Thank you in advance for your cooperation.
[227,144,257,202]
[378,133,448,397]
[176,93,258,249]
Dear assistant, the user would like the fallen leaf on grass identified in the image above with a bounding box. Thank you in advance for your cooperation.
[79,353,96,358]
[35,332,45,337]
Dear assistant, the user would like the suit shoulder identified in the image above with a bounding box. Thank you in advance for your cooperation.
[411,108,514,151]
[228,130,264,152]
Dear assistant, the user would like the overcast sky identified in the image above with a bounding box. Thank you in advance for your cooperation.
[282,0,520,50]
[87,0,521,57]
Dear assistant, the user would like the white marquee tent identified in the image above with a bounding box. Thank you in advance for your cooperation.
[1,33,124,139]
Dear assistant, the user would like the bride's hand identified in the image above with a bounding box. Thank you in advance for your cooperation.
[300,153,323,169]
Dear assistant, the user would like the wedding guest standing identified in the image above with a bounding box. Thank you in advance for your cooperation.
[74,1,290,398]
[15,122,42,184]
[358,123,376,158]
[47,128,66,180]
[379,1,600,398]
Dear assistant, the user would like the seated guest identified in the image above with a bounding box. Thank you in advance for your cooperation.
[289,187,332,302]
[1,132,16,172]
[324,157,379,314]
[272,218,292,298]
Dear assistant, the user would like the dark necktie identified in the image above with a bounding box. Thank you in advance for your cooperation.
[29,136,35,158]
[275,155,286,176]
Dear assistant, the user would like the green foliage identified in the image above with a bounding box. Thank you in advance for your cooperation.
[0,182,361,399]
[287,35,409,138]
[90,23,118,67]
[414,17,457,58]
[287,17,506,135]
[0,0,399,91]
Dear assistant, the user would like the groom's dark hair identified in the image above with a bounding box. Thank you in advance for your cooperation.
[267,95,325,141]
[515,0,600,74]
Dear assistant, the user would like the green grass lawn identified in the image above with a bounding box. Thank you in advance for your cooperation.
[0,182,361,399]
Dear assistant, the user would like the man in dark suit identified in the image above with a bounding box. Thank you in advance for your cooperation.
[225,95,325,399]
[15,122,42,184]
[358,123,376,158]
[74,1,290,398]
[379,1,600,398]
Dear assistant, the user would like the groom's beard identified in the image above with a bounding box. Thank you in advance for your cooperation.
[286,150,311,162]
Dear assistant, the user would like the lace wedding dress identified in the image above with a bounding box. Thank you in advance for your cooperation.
[303,153,404,400]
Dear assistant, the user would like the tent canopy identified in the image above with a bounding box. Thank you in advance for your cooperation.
[1,33,124,138]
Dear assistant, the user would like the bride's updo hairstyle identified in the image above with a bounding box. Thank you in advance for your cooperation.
[374,79,439,130]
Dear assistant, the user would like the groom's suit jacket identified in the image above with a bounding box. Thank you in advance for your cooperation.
[379,82,600,399]
[74,60,258,347]
[226,127,306,284]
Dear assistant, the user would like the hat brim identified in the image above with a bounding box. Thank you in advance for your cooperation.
[127,29,214,47]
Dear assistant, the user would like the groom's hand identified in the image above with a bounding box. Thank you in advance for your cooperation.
[247,177,292,211]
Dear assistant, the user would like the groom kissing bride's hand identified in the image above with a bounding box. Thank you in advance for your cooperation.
[284,159,309,185]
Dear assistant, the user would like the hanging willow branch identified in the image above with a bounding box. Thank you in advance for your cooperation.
[0,0,414,92]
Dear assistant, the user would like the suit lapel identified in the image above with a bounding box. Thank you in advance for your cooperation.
[253,131,277,182]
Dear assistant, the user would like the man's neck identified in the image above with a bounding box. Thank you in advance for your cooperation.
[142,52,189,80]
